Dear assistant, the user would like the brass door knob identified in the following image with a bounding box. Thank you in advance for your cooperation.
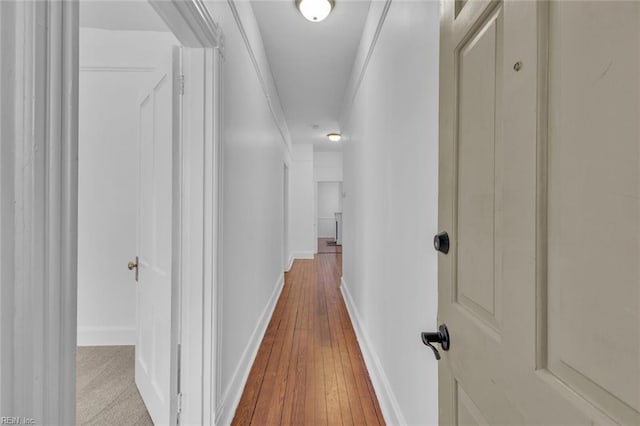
[128,256,139,281]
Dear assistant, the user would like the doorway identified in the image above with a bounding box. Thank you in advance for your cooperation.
[75,1,223,424]
[76,3,181,424]
[315,181,343,254]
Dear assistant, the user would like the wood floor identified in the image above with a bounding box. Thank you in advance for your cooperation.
[232,247,384,425]
[76,346,152,426]
[317,237,342,254]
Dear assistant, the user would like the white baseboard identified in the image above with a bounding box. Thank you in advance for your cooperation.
[216,273,285,425]
[341,277,406,425]
[291,251,314,260]
[286,253,295,272]
[77,326,136,346]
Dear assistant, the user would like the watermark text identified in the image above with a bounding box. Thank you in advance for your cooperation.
[0,417,36,425]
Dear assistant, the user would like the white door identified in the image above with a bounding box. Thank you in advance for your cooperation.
[437,1,639,424]
[135,50,180,425]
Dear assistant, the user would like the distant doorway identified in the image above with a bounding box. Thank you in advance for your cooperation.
[315,181,343,252]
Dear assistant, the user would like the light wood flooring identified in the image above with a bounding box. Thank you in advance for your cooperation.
[76,346,152,426]
[232,244,384,425]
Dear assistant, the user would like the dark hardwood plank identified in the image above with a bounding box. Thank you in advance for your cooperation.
[312,285,329,425]
[325,290,367,423]
[342,324,383,425]
[241,265,298,425]
[233,266,294,425]
[253,263,304,425]
[318,254,354,425]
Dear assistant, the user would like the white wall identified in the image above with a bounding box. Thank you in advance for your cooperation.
[314,151,343,182]
[340,2,440,425]
[289,144,315,260]
[202,2,292,423]
[77,28,178,346]
[317,182,342,238]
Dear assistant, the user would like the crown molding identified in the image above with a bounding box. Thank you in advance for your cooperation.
[226,0,293,154]
[339,0,392,131]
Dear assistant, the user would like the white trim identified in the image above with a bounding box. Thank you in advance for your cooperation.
[79,66,156,73]
[214,50,226,418]
[283,163,290,273]
[179,45,224,426]
[216,274,285,426]
[226,0,292,155]
[339,0,392,131]
[291,251,315,260]
[286,254,295,272]
[314,178,344,184]
[179,46,202,425]
[160,6,224,424]
[341,277,406,426]
[210,47,225,426]
[169,45,185,426]
[150,0,223,52]
[314,182,318,250]
[2,1,79,423]
[77,327,136,346]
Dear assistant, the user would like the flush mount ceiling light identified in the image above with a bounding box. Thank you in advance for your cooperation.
[327,132,342,142]
[295,0,335,22]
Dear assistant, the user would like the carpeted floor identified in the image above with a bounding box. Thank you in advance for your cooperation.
[76,346,153,426]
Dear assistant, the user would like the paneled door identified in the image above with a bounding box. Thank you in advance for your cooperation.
[437,1,639,424]
[134,48,181,425]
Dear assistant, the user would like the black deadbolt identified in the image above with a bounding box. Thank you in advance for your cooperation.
[433,231,450,254]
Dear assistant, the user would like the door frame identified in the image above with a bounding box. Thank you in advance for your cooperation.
[0,1,223,424]
[175,45,225,425]
[283,163,290,271]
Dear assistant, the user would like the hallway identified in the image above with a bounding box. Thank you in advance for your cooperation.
[5,0,640,423]
[232,248,384,425]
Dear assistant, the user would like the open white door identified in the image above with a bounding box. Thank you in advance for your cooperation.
[437,1,640,424]
[134,47,181,425]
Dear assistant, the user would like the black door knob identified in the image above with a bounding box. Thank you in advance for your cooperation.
[421,324,450,360]
[433,231,450,254]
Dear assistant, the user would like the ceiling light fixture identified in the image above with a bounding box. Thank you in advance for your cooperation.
[327,132,342,142]
[295,0,335,22]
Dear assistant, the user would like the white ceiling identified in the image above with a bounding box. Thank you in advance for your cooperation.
[80,1,170,32]
[251,0,371,151]
[80,0,369,152]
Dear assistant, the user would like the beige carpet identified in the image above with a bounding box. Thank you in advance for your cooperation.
[76,346,153,426]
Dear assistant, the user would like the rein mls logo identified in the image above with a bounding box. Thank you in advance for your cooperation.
[0,418,35,425]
